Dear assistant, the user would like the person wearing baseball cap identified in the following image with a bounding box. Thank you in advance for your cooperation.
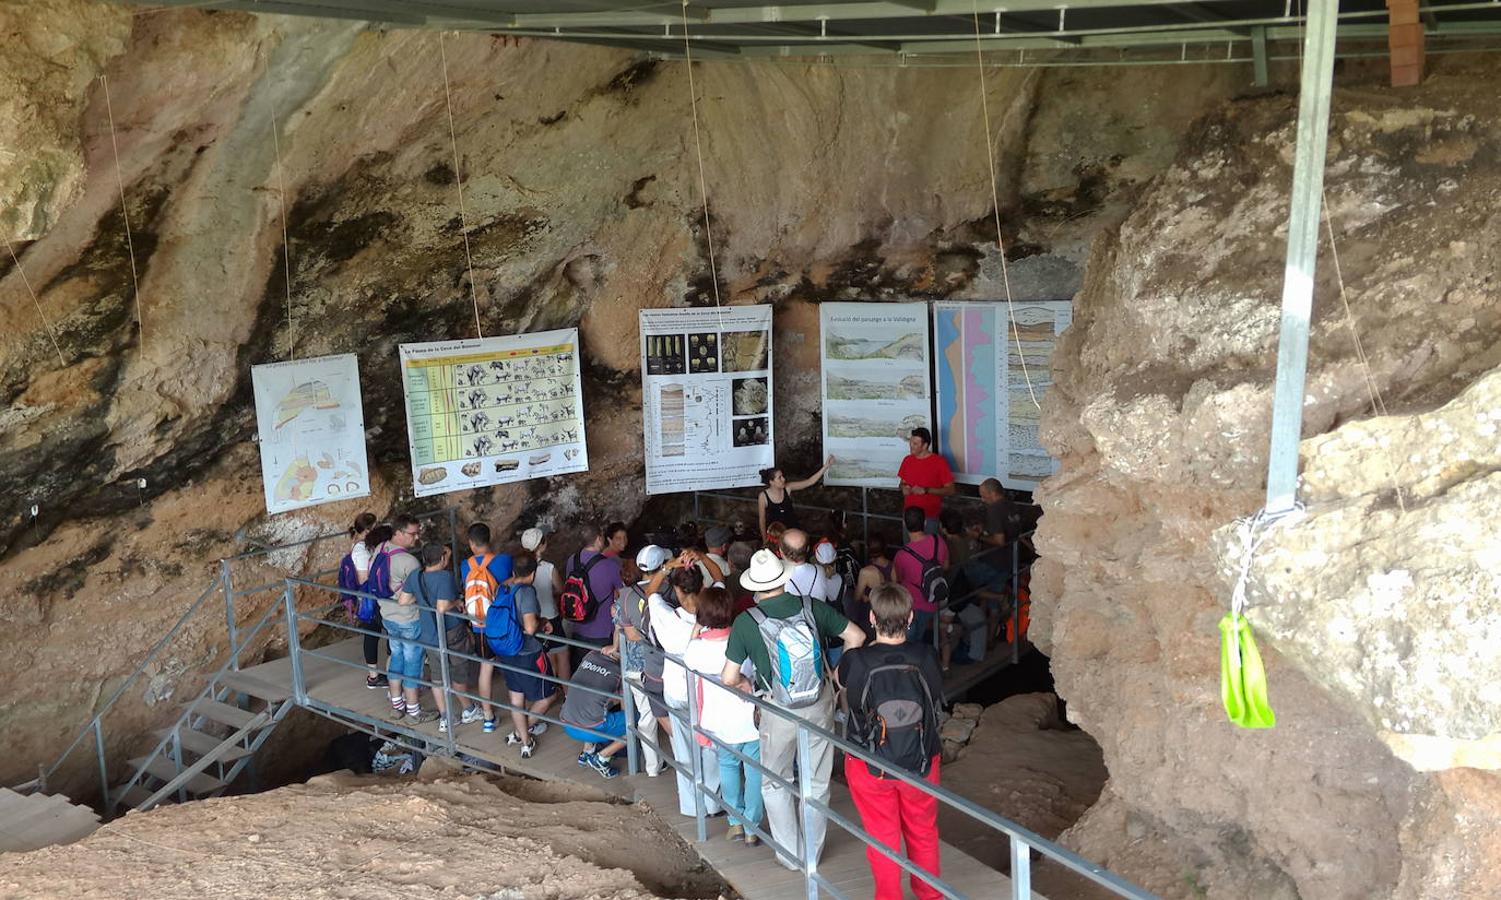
[698,525,736,585]
[615,544,675,776]
[721,548,866,870]
[520,527,570,693]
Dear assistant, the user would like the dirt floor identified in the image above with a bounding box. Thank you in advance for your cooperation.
[0,770,730,899]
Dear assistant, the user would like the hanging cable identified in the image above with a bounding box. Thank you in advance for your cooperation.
[970,4,1040,409]
[101,74,145,353]
[268,103,297,360]
[5,240,68,366]
[679,0,726,323]
[438,32,484,339]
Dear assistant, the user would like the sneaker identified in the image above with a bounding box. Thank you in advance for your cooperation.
[726,824,744,842]
[527,721,549,736]
[506,731,524,746]
[520,741,536,760]
[745,833,760,847]
[576,750,594,768]
[482,718,497,734]
[460,706,484,725]
[366,673,389,689]
[406,709,440,725]
[583,752,618,780]
[438,717,453,733]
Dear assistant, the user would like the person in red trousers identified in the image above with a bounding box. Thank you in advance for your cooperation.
[836,582,946,900]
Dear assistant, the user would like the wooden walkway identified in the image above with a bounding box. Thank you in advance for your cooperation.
[241,638,1028,899]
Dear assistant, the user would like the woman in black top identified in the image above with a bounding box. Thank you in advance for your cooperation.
[757,455,834,537]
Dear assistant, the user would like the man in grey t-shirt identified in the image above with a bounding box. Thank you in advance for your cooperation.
[495,554,558,758]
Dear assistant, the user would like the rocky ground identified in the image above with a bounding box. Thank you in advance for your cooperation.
[0,770,727,899]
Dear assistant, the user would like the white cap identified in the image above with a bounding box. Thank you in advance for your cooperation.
[635,544,671,573]
[814,541,837,565]
[520,528,545,551]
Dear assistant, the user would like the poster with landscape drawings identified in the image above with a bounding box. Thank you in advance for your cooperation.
[819,302,933,487]
[398,329,588,497]
[933,300,1072,489]
[252,353,371,514]
[640,305,774,494]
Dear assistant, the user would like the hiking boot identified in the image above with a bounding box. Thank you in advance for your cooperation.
[726,824,744,842]
[366,673,389,689]
[527,721,549,736]
[583,752,618,779]
[406,709,440,725]
[460,706,484,725]
[520,741,536,760]
[482,718,497,734]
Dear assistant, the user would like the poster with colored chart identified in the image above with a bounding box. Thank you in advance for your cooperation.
[399,329,587,497]
[639,305,774,495]
[820,302,933,488]
[252,353,371,515]
[933,301,1072,489]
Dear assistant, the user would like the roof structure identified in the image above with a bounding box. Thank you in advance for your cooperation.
[112,0,1501,68]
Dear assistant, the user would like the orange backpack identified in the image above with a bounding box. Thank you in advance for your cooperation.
[464,554,500,628]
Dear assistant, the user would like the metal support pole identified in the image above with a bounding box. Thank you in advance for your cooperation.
[1264,0,1340,515]
[861,487,870,545]
[1251,25,1269,86]
[686,670,708,843]
[93,720,107,808]
[446,507,461,580]
[435,608,457,756]
[693,491,701,524]
[796,724,819,899]
[283,582,308,705]
[221,559,239,670]
[1011,836,1033,898]
[1012,541,1021,665]
[623,656,641,776]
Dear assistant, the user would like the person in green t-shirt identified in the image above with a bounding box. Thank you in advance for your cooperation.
[720,543,865,871]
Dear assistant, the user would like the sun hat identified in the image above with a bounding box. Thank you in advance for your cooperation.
[705,525,733,548]
[520,527,545,552]
[636,544,671,573]
[814,540,837,565]
[739,549,793,593]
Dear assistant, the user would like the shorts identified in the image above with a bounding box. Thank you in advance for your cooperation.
[384,619,425,682]
[564,709,626,745]
[500,649,558,703]
[444,625,480,686]
[542,617,567,651]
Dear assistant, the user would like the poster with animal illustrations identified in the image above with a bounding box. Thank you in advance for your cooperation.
[399,329,588,497]
[639,305,774,494]
[819,302,933,488]
[252,353,371,514]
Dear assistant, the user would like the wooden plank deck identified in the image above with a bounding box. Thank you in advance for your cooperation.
[242,638,1028,899]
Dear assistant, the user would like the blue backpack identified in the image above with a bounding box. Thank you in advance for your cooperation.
[359,545,408,623]
[338,552,363,620]
[483,582,525,657]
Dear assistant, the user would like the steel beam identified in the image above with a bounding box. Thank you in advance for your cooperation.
[1264,0,1339,514]
[1251,25,1269,84]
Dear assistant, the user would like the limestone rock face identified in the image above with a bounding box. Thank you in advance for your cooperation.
[1036,60,1501,898]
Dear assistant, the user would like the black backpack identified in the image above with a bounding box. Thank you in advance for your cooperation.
[852,655,939,777]
[897,538,949,609]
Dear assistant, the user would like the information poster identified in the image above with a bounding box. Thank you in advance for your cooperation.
[934,300,1072,488]
[399,329,587,497]
[252,353,371,514]
[819,302,932,487]
[640,305,774,494]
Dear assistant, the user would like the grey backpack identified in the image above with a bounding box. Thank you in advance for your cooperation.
[747,595,826,708]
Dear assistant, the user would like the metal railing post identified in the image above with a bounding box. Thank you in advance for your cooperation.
[93,720,107,807]
[686,670,707,843]
[1012,541,1021,665]
[283,582,308,705]
[171,729,187,804]
[221,559,238,670]
[861,487,870,544]
[1011,836,1033,898]
[446,507,461,580]
[693,491,701,523]
[435,607,457,756]
[796,723,819,899]
[622,627,641,776]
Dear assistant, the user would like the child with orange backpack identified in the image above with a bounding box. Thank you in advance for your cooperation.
[460,522,512,733]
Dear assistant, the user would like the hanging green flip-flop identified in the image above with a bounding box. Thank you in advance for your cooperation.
[1220,612,1275,728]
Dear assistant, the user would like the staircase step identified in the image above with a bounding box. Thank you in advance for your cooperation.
[218,670,291,702]
[113,784,161,812]
[0,793,100,853]
[167,728,254,764]
[185,698,267,732]
[128,756,226,796]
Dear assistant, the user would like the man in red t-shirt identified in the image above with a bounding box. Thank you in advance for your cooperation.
[897,427,954,533]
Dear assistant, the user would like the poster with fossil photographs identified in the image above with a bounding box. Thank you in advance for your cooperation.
[639,305,774,494]
[820,302,933,487]
[252,353,371,515]
[399,329,588,497]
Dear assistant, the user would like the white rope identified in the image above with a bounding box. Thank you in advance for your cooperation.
[5,239,68,366]
[679,0,726,326]
[970,4,1040,410]
[101,74,145,353]
[269,103,296,360]
[438,32,484,339]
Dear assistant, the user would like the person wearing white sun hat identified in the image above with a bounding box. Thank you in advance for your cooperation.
[520,527,571,692]
[721,548,866,870]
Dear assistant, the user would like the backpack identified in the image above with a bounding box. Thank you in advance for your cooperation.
[464,553,500,629]
[834,546,860,593]
[560,552,607,622]
[337,552,363,619]
[619,584,655,674]
[747,595,826,708]
[359,544,408,623]
[853,655,939,777]
[897,538,949,609]
[483,582,525,657]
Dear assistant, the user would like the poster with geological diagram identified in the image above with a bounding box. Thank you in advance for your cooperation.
[398,329,587,497]
[252,353,371,515]
[933,300,1072,488]
[820,302,933,488]
[639,305,774,495]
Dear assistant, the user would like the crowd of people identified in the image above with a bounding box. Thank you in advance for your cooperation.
[334,427,1030,900]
